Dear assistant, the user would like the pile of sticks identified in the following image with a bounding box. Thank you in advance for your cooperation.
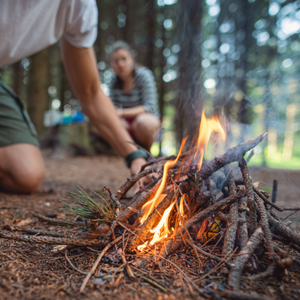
[1,132,300,298]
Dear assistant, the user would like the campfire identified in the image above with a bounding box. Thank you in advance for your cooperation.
[1,110,300,299]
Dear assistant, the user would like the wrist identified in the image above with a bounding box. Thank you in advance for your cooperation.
[125,149,148,168]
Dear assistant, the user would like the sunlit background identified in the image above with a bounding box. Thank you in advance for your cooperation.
[1,0,300,169]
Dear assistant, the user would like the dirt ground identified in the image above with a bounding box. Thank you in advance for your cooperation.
[1,151,300,300]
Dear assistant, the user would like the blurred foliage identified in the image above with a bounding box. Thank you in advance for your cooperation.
[1,0,300,168]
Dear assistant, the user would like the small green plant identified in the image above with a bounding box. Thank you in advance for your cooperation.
[61,187,115,226]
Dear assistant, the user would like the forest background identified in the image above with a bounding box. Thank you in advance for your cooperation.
[1,0,300,169]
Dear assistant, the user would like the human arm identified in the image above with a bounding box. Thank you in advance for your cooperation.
[117,105,146,119]
[138,68,159,116]
[60,39,146,175]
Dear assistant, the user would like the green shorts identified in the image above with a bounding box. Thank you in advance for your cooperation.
[0,78,39,148]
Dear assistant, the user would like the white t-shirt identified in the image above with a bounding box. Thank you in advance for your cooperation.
[0,0,98,67]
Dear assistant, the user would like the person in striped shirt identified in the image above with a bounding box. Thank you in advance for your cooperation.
[109,41,161,151]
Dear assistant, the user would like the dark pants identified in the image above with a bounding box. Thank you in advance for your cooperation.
[0,77,39,147]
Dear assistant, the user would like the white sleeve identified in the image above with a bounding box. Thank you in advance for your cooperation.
[63,0,98,48]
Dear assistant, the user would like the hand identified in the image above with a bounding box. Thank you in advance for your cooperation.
[130,158,152,192]
[116,108,124,118]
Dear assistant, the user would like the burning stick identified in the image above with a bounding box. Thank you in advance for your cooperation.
[194,132,266,182]
[160,189,245,257]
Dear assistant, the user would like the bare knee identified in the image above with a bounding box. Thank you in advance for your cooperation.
[133,114,160,137]
[0,144,45,193]
[12,164,45,193]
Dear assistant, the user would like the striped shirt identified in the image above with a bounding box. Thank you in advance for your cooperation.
[109,67,160,117]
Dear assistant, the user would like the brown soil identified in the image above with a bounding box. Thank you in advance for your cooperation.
[1,152,300,300]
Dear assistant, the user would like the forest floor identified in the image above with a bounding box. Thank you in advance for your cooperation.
[1,151,300,300]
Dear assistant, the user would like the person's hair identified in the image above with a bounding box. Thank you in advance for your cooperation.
[110,41,136,90]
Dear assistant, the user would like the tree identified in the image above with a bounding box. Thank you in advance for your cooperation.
[27,48,50,136]
[176,0,203,145]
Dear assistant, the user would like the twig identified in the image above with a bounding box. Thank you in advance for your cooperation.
[195,132,266,181]
[219,290,273,300]
[115,168,155,201]
[239,157,257,234]
[228,227,264,291]
[133,271,168,293]
[248,260,275,281]
[271,180,278,204]
[161,189,245,256]
[65,250,88,275]
[0,230,108,247]
[33,213,85,228]
[102,187,121,238]
[253,187,300,211]
[121,254,135,279]
[223,171,239,256]
[157,255,208,298]
[79,235,122,293]
[254,194,274,260]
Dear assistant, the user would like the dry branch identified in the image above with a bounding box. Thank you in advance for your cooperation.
[0,230,108,247]
[223,171,239,256]
[228,227,264,291]
[195,133,266,181]
[239,158,257,234]
[161,189,245,257]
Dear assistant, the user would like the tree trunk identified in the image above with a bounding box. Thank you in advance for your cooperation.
[176,0,203,146]
[145,0,156,72]
[27,48,49,136]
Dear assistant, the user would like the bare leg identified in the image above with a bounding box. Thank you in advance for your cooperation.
[0,144,45,193]
[131,113,160,151]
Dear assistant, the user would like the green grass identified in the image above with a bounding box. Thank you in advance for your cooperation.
[61,187,115,226]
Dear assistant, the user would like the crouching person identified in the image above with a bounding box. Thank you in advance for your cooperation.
[0,0,149,193]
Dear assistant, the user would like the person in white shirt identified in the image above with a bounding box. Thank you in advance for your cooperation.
[0,0,149,193]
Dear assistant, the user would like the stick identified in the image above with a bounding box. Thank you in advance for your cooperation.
[65,250,88,275]
[118,179,162,221]
[253,187,300,211]
[239,158,257,234]
[161,189,245,257]
[228,227,264,291]
[121,254,135,279]
[79,235,122,293]
[248,260,276,281]
[0,230,108,247]
[271,180,278,204]
[33,213,85,227]
[223,171,239,256]
[268,213,300,247]
[115,168,155,201]
[219,290,273,300]
[254,194,274,259]
[102,187,121,238]
[195,133,266,181]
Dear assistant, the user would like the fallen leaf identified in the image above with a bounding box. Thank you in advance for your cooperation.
[14,218,33,226]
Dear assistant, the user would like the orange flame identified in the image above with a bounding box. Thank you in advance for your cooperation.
[139,137,188,225]
[137,109,226,251]
[194,110,226,171]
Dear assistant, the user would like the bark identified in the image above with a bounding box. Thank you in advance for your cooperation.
[268,214,300,248]
[239,158,257,234]
[228,227,264,291]
[161,189,245,256]
[223,171,239,256]
[195,133,266,181]
[176,0,203,144]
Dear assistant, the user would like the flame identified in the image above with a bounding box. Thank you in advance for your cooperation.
[137,109,226,251]
[149,201,175,245]
[139,137,188,225]
[194,110,226,171]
